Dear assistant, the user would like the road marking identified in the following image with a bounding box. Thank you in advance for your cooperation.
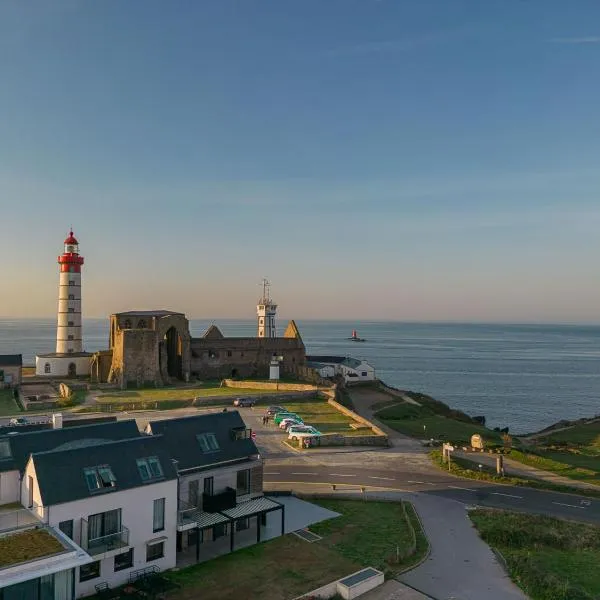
[369,476,395,481]
[553,502,586,509]
[407,480,425,484]
[264,472,280,475]
[291,472,317,475]
[329,473,356,477]
[448,485,473,491]
[491,492,523,499]
[424,482,437,486]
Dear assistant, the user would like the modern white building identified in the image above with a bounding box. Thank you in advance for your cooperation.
[306,355,376,383]
[256,278,277,338]
[36,231,92,377]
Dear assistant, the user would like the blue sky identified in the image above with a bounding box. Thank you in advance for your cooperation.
[1,0,600,322]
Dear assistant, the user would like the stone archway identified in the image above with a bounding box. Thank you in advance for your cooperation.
[161,326,183,379]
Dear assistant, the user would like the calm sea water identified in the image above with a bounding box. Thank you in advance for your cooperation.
[1,319,599,434]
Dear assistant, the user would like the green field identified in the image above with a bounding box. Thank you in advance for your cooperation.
[282,401,365,435]
[160,499,426,600]
[0,389,21,416]
[470,509,600,600]
[376,402,501,445]
[535,420,600,447]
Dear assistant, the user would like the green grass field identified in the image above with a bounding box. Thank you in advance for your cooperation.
[161,499,426,600]
[282,401,364,435]
[376,402,501,445]
[536,420,600,448]
[0,389,21,416]
[470,509,600,600]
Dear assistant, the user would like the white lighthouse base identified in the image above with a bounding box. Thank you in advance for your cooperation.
[35,353,92,377]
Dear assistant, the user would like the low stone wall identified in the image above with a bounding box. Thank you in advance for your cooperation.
[326,397,387,437]
[314,433,390,447]
[223,379,323,392]
[192,391,317,406]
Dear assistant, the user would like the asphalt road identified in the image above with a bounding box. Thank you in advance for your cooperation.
[263,463,600,524]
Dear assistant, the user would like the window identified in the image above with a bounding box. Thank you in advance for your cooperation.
[189,480,199,506]
[236,469,250,495]
[68,294,75,300]
[68,307,75,313]
[232,427,251,441]
[44,363,51,374]
[203,476,214,496]
[236,518,249,531]
[80,561,101,582]
[114,548,134,572]
[69,280,76,286]
[361,371,368,376]
[68,349,74,353]
[87,509,122,546]
[124,319,132,328]
[196,433,219,452]
[208,350,217,359]
[68,321,74,327]
[138,320,146,328]
[153,498,165,532]
[137,456,164,482]
[68,335,74,341]
[259,318,264,325]
[227,350,232,357]
[59,519,73,540]
[84,465,117,492]
[146,541,164,562]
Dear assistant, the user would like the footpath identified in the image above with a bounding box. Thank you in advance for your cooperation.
[453,450,600,492]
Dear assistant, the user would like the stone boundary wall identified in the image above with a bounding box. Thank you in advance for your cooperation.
[326,397,387,437]
[223,379,324,392]
[377,380,408,399]
[314,433,389,447]
[193,391,317,406]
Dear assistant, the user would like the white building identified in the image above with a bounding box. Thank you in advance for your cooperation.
[306,355,376,383]
[256,278,277,338]
[36,230,92,377]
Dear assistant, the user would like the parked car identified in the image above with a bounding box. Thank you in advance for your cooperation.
[287,425,317,435]
[281,418,305,431]
[273,412,301,425]
[233,397,256,407]
[266,405,287,416]
[288,427,321,442]
[9,417,29,426]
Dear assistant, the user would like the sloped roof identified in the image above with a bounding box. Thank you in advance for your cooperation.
[341,357,363,369]
[147,411,258,472]
[31,435,177,505]
[114,310,184,317]
[0,420,140,474]
[203,325,224,339]
[283,320,302,341]
[306,355,346,364]
[0,355,22,367]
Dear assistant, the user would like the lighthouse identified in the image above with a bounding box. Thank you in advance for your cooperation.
[257,279,277,338]
[56,230,84,353]
[35,230,92,377]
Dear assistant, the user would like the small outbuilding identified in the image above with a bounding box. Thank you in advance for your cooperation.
[0,354,22,387]
[306,355,376,383]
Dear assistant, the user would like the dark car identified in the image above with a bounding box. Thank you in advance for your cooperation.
[266,405,287,416]
[233,397,256,407]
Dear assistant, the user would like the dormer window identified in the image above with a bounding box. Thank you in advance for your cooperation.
[84,465,116,492]
[196,433,219,452]
[231,427,251,441]
[137,456,164,481]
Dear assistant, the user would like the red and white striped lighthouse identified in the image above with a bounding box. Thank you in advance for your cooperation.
[56,230,85,354]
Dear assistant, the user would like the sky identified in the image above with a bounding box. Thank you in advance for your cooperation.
[1,0,600,323]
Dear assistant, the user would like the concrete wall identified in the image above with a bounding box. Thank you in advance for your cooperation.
[223,380,319,392]
[23,459,178,598]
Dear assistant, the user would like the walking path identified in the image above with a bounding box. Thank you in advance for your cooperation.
[453,450,600,492]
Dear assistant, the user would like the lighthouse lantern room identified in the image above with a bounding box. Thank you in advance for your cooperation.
[35,230,92,377]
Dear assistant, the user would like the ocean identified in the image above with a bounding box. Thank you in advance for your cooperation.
[1,319,599,435]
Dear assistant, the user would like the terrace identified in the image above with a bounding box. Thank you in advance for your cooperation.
[0,527,64,569]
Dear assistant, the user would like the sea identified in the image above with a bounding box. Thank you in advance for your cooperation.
[0,319,599,435]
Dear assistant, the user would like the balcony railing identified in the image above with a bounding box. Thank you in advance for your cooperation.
[177,499,199,527]
[203,487,236,513]
[81,519,129,555]
[0,502,46,533]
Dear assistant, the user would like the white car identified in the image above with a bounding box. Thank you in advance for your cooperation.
[288,426,321,441]
[279,417,303,430]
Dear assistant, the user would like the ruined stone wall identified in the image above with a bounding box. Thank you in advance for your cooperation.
[109,329,161,388]
[189,337,306,380]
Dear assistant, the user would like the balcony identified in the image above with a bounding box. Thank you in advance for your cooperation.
[202,487,236,513]
[81,519,129,556]
[0,502,45,533]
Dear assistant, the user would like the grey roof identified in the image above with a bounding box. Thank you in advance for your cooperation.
[31,435,177,505]
[147,411,258,472]
[115,310,184,317]
[0,420,140,473]
[341,357,363,369]
[222,497,281,519]
[306,355,346,364]
[0,355,22,366]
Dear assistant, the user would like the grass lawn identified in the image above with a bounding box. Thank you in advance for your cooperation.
[470,509,600,600]
[0,529,64,567]
[0,388,21,416]
[97,384,280,404]
[376,402,501,446]
[509,449,600,487]
[536,420,600,448]
[163,499,426,600]
[282,401,362,434]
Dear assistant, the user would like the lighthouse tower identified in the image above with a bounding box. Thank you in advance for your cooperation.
[257,279,277,338]
[36,230,92,377]
[56,230,85,353]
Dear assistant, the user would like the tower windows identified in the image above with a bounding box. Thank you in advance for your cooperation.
[68,280,76,286]
[124,320,132,329]
[44,363,51,374]
[68,321,74,327]
[138,320,147,328]
[68,308,75,313]
[68,335,74,341]
[68,294,75,300]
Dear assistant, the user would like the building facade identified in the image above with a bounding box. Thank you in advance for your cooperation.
[0,355,22,388]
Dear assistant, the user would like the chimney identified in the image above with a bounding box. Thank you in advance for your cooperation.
[52,413,63,429]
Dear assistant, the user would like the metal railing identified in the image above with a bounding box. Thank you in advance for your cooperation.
[0,502,46,533]
[81,519,129,555]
